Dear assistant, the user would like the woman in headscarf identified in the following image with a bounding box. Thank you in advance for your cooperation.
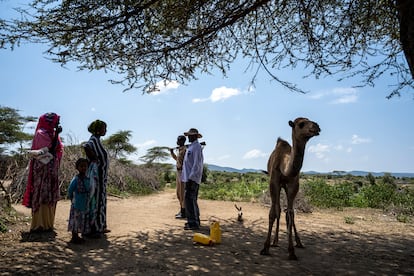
[22,112,63,232]
[83,119,109,237]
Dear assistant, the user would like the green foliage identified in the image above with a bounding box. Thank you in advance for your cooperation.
[366,173,376,185]
[303,178,414,218]
[103,130,137,159]
[344,216,355,224]
[0,218,7,233]
[124,177,153,196]
[396,214,410,223]
[201,164,209,183]
[0,106,36,154]
[302,180,356,208]
[382,173,396,187]
[199,174,268,202]
[356,183,395,209]
[140,146,170,165]
[1,1,412,96]
[163,171,172,183]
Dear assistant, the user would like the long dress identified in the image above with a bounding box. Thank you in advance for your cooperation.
[22,113,63,232]
[84,135,108,233]
[67,174,91,234]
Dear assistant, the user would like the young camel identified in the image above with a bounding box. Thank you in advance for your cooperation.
[260,117,320,260]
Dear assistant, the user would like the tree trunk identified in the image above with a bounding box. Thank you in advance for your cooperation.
[397,0,414,78]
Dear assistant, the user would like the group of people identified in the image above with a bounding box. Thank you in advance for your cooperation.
[23,112,205,244]
[170,128,205,230]
[23,113,110,244]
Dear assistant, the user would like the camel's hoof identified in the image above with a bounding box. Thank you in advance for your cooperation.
[271,243,279,248]
[288,254,298,261]
[260,248,270,256]
[295,244,304,248]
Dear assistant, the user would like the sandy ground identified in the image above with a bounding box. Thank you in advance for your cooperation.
[1,188,414,275]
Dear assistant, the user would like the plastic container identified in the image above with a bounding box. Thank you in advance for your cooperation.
[193,233,214,246]
[210,221,221,244]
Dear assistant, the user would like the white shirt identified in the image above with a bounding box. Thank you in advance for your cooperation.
[181,140,204,184]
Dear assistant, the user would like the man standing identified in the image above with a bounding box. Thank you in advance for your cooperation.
[170,135,187,219]
[181,128,204,230]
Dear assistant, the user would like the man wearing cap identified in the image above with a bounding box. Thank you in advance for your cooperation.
[181,128,204,230]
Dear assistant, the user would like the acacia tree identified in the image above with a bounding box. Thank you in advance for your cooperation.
[0,106,36,155]
[140,146,170,165]
[0,0,413,97]
[103,130,137,159]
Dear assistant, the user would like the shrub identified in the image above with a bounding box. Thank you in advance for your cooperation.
[302,180,355,208]
[357,183,395,209]
[200,178,268,202]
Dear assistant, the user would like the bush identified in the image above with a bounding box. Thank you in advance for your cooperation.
[200,178,268,202]
[6,143,166,202]
[356,183,395,209]
[303,178,414,218]
[302,180,355,208]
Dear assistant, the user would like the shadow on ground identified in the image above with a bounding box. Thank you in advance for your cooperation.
[1,217,413,275]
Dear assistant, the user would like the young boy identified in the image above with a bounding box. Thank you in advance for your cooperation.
[67,158,90,244]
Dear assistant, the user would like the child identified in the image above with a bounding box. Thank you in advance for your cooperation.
[67,158,90,244]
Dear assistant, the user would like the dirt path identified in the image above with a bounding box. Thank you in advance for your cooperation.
[1,188,414,275]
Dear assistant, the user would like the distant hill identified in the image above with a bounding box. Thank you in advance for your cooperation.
[207,164,262,174]
[207,164,414,178]
[303,170,414,178]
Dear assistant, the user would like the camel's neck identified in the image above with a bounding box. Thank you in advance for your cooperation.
[282,136,307,177]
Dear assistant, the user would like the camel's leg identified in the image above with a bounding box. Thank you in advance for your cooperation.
[271,188,281,247]
[285,184,298,260]
[292,218,304,248]
[271,214,280,247]
[286,209,297,260]
[260,203,276,255]
[260,178,280,255]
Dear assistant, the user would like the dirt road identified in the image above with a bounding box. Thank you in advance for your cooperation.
[1,188,414,275]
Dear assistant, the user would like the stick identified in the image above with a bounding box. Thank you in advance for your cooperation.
[171,141,206,150]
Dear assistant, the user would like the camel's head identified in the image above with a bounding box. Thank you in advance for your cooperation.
[289,117,321,141]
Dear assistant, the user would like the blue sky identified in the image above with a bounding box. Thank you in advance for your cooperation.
[1,3,414,173]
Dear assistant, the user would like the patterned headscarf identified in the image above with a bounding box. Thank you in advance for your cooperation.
[88,120,107,135]
[32,112,63,159]
[36,112,60,135]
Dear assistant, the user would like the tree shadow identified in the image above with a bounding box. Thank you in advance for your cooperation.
[2,218,414,275]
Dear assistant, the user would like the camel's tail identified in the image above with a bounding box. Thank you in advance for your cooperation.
[261,170,269,175]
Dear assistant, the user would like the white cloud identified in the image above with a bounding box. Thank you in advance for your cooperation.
[243,149,267,159]
[308,143,330,159]
[310,87,358,104]
[333,144,353,153]
[218,155,231,160]
[151,80,180,95]
[211,86,240,102]
[351,134,371,144]
[193,86,241,103]
[135,139,157,148]
[309,92,325,100]
[192,98,208,103]
[330,87,358,104]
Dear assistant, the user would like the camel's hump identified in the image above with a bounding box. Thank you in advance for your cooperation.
[276,137,289,147]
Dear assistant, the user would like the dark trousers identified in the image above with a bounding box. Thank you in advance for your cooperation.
[185,180,200,227]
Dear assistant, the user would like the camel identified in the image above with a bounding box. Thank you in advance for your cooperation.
[260,117,320,260]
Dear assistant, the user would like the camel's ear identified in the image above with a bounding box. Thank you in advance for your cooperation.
[289,120,294,128]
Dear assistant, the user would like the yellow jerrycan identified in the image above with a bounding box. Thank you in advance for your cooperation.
[209,221,221,244]
[193,233,214,246]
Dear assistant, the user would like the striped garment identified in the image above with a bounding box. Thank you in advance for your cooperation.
[84,135,108,233]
